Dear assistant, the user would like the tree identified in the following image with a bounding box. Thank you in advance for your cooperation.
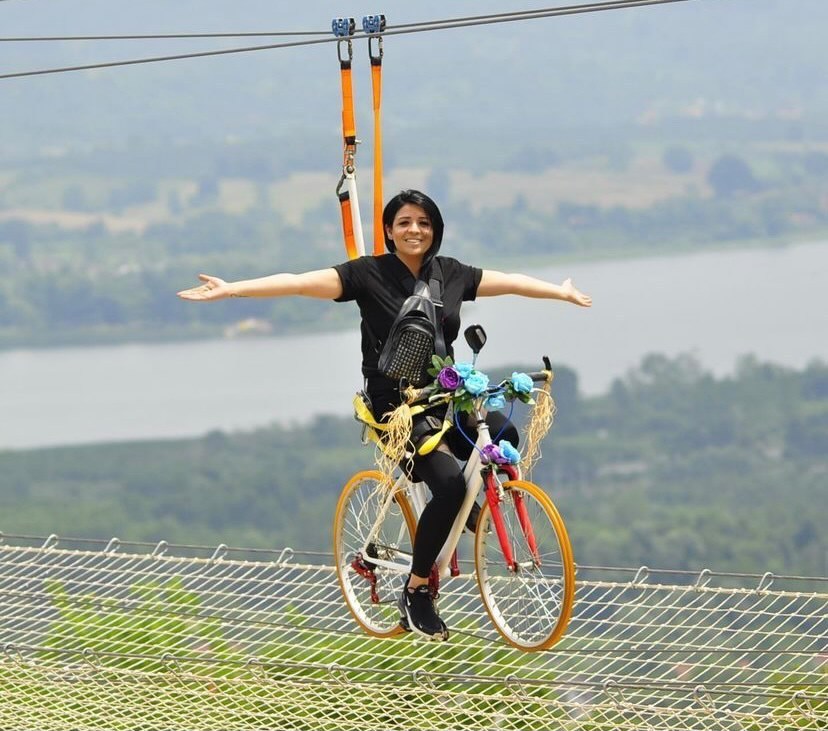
[707,155,760,197]
[662,145,694,174]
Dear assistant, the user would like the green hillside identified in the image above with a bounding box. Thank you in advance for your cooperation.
[3,353,825,576]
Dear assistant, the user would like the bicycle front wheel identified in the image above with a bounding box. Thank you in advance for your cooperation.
[333,470,418,637]
[475,478,575,651]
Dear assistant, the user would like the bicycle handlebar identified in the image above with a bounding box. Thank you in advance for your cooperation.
[402,356,553,407]
[527,356,553,383]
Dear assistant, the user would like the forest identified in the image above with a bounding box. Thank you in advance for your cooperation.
[2,126,827,350]
[2,352,826,577]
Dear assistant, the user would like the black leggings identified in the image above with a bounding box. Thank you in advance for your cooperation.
[409,411,519,578]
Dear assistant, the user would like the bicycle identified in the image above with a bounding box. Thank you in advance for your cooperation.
[333,325,575,652]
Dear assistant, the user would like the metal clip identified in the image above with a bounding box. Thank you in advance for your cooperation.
[756,571,774,592]
[82,647,100,672]
[326,663,348,687]
[602,679,625,711]
[209,544,228,562]
[693,684,714,712]
[151,540,168,558]
[506,674,531,702]
[41,534,59,550]
[103,537,120,554]
[792,690,816,719]
[245,658,267,682]
[413,669,451,709]
[276,547,294,564]
[631,565,650,586]
[337,38,353,65]
[3,643,26,666]
[693,568,712,590]
[162,653,184,679]
[368,35,383,63]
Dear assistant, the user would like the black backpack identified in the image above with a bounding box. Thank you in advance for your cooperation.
[376,265,445,387]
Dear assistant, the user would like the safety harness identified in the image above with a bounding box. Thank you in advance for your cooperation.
[332,14,386,260]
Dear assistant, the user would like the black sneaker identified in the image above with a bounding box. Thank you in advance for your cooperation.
[398,584,449,640]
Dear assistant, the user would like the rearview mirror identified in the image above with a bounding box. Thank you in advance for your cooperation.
[464,324,487,354]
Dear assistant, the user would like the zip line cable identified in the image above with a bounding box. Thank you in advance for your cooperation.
[0,30,328,42]
[0,0,699,81]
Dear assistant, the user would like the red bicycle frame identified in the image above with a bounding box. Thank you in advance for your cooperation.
[484,465,541,571]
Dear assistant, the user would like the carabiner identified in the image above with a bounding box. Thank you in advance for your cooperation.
[363,14,385,65]
[337,38,353,65]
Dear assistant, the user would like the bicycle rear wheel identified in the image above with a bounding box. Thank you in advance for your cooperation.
[474,478,575,651]
[333,470,418,637]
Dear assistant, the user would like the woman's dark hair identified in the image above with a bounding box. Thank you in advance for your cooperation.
[382,189,445,263]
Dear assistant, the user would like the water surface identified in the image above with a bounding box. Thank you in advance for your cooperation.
[3,242,826,449]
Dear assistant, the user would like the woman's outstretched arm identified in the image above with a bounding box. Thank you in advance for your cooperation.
[177,268,343,302]
[477,270,592,307]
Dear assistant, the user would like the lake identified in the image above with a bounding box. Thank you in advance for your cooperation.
[3,241,827,450]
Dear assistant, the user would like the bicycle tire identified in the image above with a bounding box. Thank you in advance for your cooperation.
[474,478,575,651]
[333,470,418,637]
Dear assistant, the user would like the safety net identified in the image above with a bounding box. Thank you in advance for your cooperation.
[0,532,825,730]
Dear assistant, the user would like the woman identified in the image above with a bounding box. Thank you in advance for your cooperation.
[178,189,591,640]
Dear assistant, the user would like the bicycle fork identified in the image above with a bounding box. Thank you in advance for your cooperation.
[484,466,541,572]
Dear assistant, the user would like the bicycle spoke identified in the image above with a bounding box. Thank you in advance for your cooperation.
[334,471,415,637]
[474,480,575,651]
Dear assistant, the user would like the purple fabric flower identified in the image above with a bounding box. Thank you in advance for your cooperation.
[437,366,461,390]
[481,443,509,465]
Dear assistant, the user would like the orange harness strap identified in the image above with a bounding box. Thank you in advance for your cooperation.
[369,34,384,256]
[334,21,365,259]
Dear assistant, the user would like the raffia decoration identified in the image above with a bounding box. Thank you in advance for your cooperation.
[521,376,556,479]
[374,403,413,485]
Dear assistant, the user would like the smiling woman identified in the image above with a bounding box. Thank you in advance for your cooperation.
[177,187,591,640]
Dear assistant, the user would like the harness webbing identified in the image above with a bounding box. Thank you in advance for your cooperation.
[368,32,384,256]
[335,27,366,259]
[333,15,386,260]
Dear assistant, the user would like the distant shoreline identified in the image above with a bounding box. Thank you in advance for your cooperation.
[2,232,826,353]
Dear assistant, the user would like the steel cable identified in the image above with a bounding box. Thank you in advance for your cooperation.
[0,0,701,81]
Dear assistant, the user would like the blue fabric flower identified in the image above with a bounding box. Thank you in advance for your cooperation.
[511,372,533,394]
[485,392,506,411]
[464,371,490,395]
[454,362,474,379]
[499,439,521,464]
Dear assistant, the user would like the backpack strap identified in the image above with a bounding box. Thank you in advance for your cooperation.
[426,260,446,357]
[363,258,446,356]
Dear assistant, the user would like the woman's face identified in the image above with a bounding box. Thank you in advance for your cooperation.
[386,203,434,260]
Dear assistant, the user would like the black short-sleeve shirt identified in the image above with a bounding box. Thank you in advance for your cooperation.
[334,254,482,413]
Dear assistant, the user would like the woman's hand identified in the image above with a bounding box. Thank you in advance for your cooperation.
[478,270,592,307]
[561,278,592,307]
[177,274,233,301]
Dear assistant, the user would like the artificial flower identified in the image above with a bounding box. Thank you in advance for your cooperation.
[485,392,507,411]
[498,439,521,464]
[511,372,533,394]
[464,371,490,395]
[437,366,461,391]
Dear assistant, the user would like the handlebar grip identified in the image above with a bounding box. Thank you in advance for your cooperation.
[403,384,438,404]
[528,357,553,383]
